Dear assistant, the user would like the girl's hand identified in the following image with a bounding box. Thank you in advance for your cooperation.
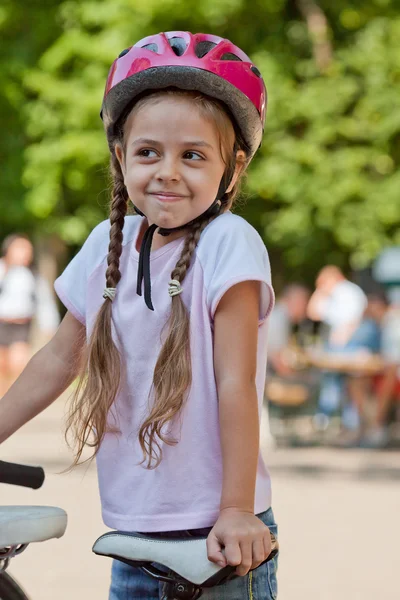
[206,508,272,576]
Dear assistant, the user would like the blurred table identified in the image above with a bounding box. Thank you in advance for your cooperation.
[304,348,385,376]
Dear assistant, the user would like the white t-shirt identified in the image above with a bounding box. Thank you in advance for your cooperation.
[317,280,367,331]
[54,212,275,532]
[0,261,59,331]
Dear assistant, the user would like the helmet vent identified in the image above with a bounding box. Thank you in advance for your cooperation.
[168,37,187,56]
[221,53,242,61]
[195,41,217,58]
[250,66,262,77]
[142,43,158,53]
[118,48,130,58]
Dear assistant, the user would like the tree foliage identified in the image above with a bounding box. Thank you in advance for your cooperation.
[0,0,62,234]
[0,0,399,283]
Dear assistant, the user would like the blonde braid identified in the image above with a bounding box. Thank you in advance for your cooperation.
[65,152,129,467]
[139,208,222,468]
[172,213,217,283]
[104,154,129,289]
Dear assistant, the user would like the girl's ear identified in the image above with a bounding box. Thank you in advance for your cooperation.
[115,144,126,177]
[226,150,246,193]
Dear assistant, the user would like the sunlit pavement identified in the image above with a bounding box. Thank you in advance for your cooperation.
[2,397,398,600]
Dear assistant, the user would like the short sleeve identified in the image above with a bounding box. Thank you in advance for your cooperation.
[54,220,110,325]
[198,214,274,323]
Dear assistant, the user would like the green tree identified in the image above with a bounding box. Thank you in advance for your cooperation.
[0,0,62,236]
[1,0,399,284]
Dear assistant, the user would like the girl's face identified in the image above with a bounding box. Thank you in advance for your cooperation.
[115,95,236,230]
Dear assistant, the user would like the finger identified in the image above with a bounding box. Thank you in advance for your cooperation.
[236,542,252,576]
[224,539,242,569]
[263,530,273,558]
[207,533,226,567]
[251,538,266,570]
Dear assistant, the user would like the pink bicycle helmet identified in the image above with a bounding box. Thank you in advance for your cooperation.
[101,31,267,157]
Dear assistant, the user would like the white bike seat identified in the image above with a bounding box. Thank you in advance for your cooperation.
[0,506,67,547]
[93,532,222,586]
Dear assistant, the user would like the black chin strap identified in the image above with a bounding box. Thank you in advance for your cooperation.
[136,223,158,311]
[136,164,235,311]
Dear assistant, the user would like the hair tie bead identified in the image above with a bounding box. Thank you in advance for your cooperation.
[168,279,183,298]
[103,287,116,301]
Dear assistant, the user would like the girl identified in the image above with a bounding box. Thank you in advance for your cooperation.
[0,32,278,599]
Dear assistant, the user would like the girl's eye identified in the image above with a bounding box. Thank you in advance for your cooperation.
[183,151,203,161]
[138,149,158,158]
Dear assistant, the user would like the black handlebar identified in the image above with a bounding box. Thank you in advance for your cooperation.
[0,460,45,489]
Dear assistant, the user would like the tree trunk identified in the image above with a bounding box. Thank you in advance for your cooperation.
[297,0,333,72]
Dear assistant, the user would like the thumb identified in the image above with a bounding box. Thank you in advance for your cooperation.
[207,532,226,567]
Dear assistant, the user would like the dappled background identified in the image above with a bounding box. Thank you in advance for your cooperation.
[1,2,400,599]
[1,0,399,285]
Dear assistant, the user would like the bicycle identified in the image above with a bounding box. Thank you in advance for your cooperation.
[93,519,279,599]
[1,460,278,599]
[0,460,67,600]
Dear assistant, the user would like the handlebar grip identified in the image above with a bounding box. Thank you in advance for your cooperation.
[0,460,45,489]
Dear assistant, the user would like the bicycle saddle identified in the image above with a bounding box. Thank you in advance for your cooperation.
[93,530,279,588]
[0,506,67,547]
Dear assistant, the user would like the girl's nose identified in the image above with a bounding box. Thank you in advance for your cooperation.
[155,157,181,182]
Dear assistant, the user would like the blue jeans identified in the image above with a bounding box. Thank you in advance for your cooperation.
[109,507,278,599]
[317,319,381,430]
[318,372,361,429]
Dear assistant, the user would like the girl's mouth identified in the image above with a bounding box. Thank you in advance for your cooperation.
[148,192,187,202]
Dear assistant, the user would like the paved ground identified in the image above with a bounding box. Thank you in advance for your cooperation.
[1,397,399,600]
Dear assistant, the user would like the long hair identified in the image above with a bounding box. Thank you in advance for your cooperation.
[66,89,248,468]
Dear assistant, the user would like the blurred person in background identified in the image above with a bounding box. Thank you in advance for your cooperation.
[335,290,387,446]
[360,288,400,447]
[0,234,60,395]
[267,284,311,378]
[350,290,398,447]
[371,290,400,446]
[308,266,367,347]
[265,284,319,441]
[364,247,400,447]
[307,265,367,434]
